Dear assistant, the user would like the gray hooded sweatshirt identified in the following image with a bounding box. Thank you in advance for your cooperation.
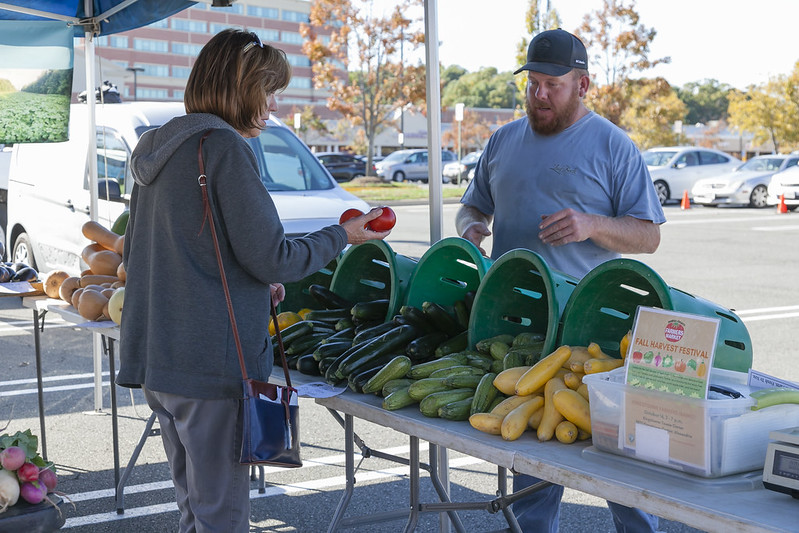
[116,113,347,399]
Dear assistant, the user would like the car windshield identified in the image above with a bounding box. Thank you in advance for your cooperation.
[246,124,333,192]
[382,151,411,163]
[462,152,481,164]
[643,150,677,167]
[737,157,785,172]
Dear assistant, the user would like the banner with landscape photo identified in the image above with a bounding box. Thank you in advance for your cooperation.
[0,20,74,143]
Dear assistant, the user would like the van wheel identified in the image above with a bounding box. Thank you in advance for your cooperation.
[12,233,37,271]
[392,171,405,182]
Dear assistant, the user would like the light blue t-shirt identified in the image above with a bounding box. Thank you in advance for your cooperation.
[461,112,666,278]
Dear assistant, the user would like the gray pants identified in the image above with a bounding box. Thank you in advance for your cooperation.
[144,388,250,533]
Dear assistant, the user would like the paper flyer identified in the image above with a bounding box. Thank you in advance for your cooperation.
[625,306,720,399]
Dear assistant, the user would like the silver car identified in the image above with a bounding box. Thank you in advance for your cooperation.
[691,154,799,208]
[643,146,741,205]
[375,148,456,183]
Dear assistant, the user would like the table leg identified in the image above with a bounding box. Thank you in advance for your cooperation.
[104,337,121,508]
[326,413,355,533]
[402,435,421,533]
[116,411,158,514]
[32,309,47,461]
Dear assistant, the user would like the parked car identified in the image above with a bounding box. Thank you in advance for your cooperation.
[315,151,367,182]
[6,101,369,276]
[766,165,799,211]
[642,146,741,205]
[443,150,482,184]
[375,148,456,183]
[691,154,799,208]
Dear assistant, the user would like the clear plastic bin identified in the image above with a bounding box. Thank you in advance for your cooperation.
[583,368,799,477]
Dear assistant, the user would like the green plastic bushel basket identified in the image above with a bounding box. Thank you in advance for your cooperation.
[278,255,341,314]
[558,258,752,372]
[329,240,417,322]
[405,237,493,310]
[469,249,579,357]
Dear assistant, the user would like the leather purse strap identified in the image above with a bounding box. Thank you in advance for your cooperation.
[196,130,292,389]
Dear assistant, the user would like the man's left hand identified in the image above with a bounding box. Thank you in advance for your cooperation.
[538,208,593,247]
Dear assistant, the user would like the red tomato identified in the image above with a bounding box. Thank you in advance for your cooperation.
[338,208,364,224]
[368,206,396,231]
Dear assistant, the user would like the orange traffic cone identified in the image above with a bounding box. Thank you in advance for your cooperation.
[778,194,788,214]
[681,190,690,210]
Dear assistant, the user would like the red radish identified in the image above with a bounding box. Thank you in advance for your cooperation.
[0,446,26,471]
[20,481,46,505]
[38,468,58,492]
[17,462,39,483]
[338,208,364,224]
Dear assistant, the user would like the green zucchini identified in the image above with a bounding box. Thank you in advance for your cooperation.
[490,359,505,374]
[308,284,353,310]
[408,357,461,379]
[322,327,356,343]
[336,324,419,378]
[453,299,470,330]
[422,301,464,337]
[352,321,397,345]
[465,352,494,372]
[381,378,416,397]
[362,355,412,394]
[318,356,339,375]
[348,365,383,394]
[438,396,475,421]
[489,341,511,361]
[512,332,546,347]
[296,353,321,376]
[405,331,449,362]
[335,318,355,332]
[272,320,314,346]
[419,388,474,417]
[382,386,417,411]
[313,341,353,361]
[351,299,390,322]
[305,307,351,323]
[470,372,499,415]
[286,332,329,355]
[399,305,437,334]
[434,331,469,358]
[487,395,505,412]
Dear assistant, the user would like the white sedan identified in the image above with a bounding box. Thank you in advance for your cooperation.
[643,146,741,205]
[691,154,799,208]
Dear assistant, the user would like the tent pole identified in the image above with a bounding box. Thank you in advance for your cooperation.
[424,0,443,246]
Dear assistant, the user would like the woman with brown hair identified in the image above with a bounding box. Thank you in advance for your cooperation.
[116,29,389,532]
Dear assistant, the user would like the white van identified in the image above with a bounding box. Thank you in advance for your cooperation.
[6,102,369,276]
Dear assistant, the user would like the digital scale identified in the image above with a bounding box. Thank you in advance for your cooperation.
[763,426,799,499]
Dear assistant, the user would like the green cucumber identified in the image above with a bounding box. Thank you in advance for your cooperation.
[453,299,470,330]
[296,353,321,375]
[419,388,474,417]
[470,372,499,415]
[381,378,416,397]
[362,355,413,394]
[308,284,353,310]
[438,396,475,421]
[408,377,451,400]
[442,373,484,389]
[476,334,514,355]
[382,386,417,410]
[429,365,486,379]
[408,357,461,379]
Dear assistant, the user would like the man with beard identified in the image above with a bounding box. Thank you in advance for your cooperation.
[456,29,665,532]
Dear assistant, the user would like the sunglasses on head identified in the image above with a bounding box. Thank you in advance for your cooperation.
[242,33,263,54]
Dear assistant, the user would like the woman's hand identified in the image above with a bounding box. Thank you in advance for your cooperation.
[270,283,285,306]
[340,207,392,244]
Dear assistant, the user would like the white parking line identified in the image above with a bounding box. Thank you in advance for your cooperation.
[63,449,486,529]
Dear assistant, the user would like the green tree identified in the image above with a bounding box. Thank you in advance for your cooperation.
[576,0,670,126]
[675,79,732,124]
[442,68,517,109]
[728,64,799,153]
[300,0,427,174]
[621,78,685,149]
[511,1,562,107]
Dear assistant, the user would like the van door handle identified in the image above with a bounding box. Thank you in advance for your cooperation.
[64,200,91,215]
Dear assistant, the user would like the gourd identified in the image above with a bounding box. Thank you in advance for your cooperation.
[82,220,125,255]
[58,276,81,302]
[81,243,122,277]
[77,288,109,321]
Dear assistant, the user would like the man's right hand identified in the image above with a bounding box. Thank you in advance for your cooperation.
[461,221,491,257]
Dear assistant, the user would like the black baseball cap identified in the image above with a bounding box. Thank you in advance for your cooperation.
[514,29,588,76]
